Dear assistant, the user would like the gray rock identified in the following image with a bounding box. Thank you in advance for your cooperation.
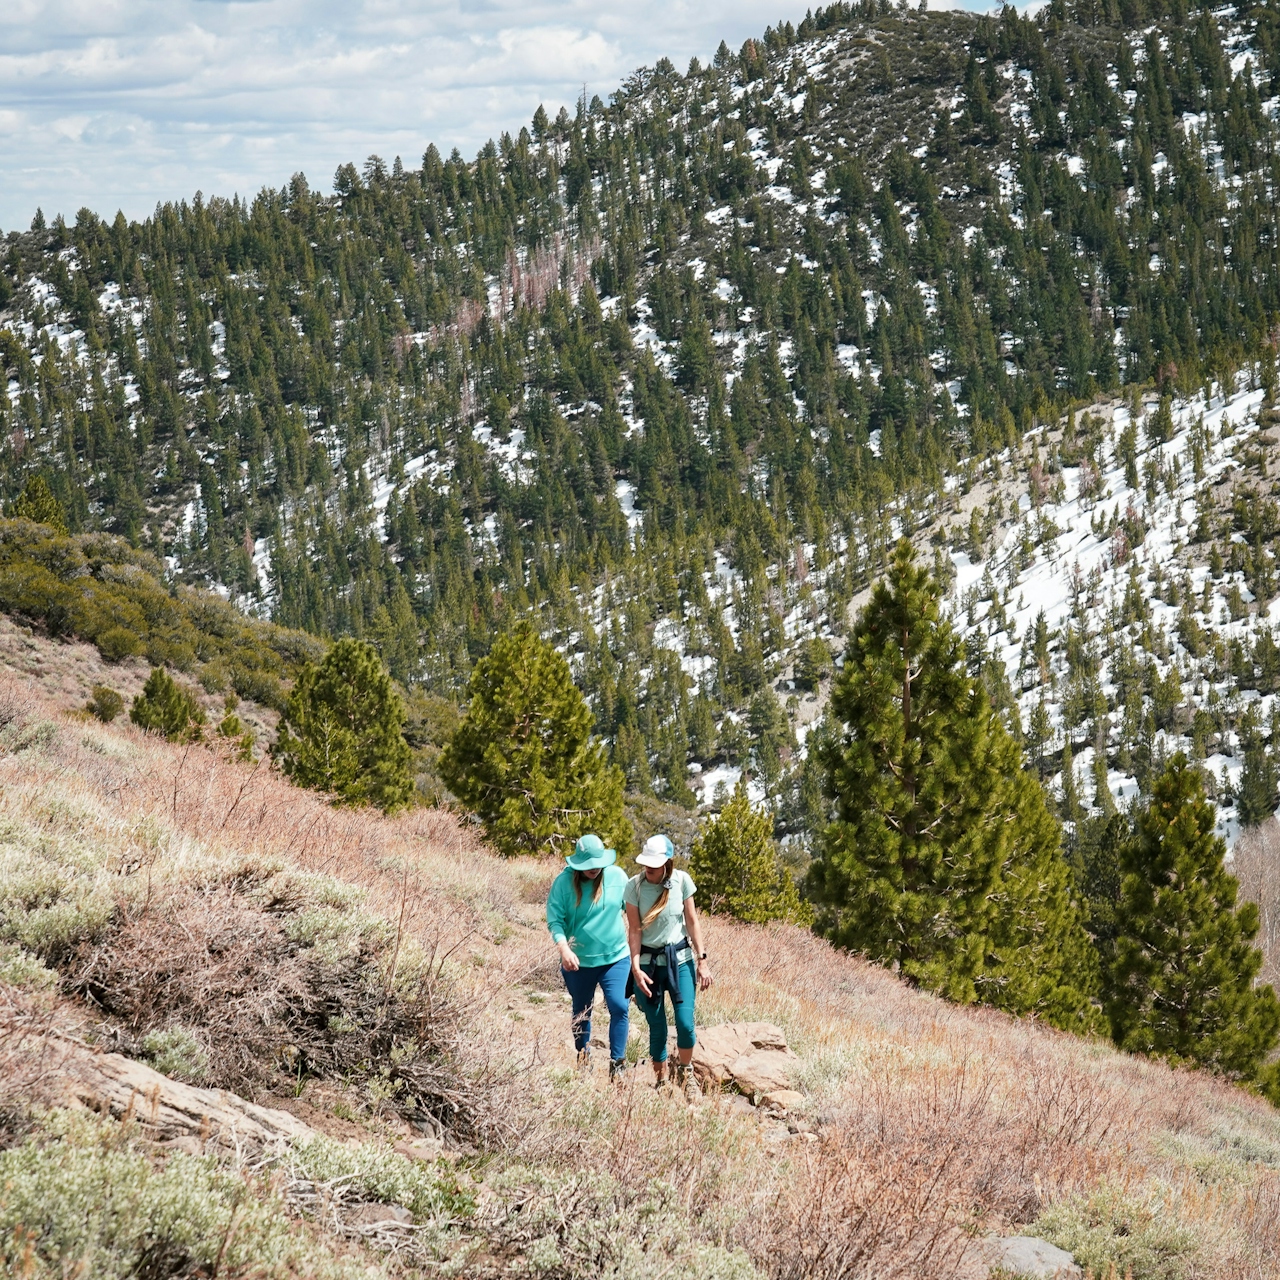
[347,1202,413,1228]
[984,1236,1081,1279]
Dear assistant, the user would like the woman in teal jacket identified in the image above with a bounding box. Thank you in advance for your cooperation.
[546,833,631,1081]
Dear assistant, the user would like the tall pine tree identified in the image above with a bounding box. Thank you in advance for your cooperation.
[440,627,630,857]
[274,638,414,813]
[808,541,1098,1027]
[1106,754,1280,1090]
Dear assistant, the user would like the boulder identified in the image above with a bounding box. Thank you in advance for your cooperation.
[760,1089,806,1113]
[729,1050,798,1097]
[691,1022,793,1085]
[983,1237,1081,1279]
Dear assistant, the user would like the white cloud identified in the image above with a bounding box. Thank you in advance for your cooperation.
[0,0,1001,228]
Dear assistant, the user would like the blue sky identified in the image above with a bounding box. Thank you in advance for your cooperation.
[0,0,993,231]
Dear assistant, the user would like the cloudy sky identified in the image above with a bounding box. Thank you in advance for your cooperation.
[0,0,991,231]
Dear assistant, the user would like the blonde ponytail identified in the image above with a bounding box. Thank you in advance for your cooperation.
[639,860,675,927]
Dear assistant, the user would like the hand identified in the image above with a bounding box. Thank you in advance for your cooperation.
[696,959,713,991]
[558,942,580,972]
[632,961,653,997]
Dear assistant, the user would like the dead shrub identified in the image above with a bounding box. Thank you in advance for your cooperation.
[0,985,72,1143]
[764,1053,1126,1280]
[63,885,479,1134]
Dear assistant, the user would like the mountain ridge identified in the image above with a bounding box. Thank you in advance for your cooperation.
[4,0,1280,833]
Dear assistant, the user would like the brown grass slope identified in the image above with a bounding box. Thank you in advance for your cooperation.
[0,652,1278,1279]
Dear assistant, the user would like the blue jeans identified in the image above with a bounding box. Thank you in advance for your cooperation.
[633,959,697,1062]
[561,956,630,1060]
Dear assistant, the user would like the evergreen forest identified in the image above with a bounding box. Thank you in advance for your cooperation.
[7,0,1280,838]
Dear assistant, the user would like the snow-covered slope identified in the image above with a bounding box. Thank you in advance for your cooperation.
[949,375,1277,844]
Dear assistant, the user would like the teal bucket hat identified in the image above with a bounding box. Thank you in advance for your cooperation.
[566,833,616,870]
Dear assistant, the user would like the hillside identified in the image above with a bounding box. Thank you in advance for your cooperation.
[9,0,1280,830]
[1,664,1279,1279]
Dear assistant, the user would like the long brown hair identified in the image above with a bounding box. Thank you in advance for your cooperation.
[639,860,675,927]
[573,869,604,906]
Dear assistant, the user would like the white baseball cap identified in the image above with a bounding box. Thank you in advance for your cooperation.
[637,834,674,867]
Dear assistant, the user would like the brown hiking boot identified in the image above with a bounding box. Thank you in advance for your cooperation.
[576,1048,592,1076]
[675,1063,701,1102]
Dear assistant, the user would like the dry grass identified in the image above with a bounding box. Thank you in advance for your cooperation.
[3,669,1280,1278]
[1234,819,1280,989]
[0,673,538,1146]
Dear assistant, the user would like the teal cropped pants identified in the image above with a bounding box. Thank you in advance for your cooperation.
[632,959,697,1062]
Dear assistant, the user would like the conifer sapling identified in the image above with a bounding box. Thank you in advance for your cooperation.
[1106,753,1280,1091]
[440,627,629,857]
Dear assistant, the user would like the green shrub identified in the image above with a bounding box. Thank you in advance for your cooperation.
[481,1166,761,1280]
[130,667,206,742]
[0,716,56,754]
[1,888,117,966]
[87,684,124,723]
[95,626,141,663]
[139,1026,210,1082]
[145,635,197,672]
[0,943,58,991]
[216,696,255,761]
[232,663,286,710]
[0,1111,369,1280]
[0,521,318,713]
[1034,1186,1202,1280]
[0,562,75,631]
[198,660,231,692]
[288,1134,473,1225]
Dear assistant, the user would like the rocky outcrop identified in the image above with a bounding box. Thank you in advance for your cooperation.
[33,1032,313,1149]
[691,1021,800,1098]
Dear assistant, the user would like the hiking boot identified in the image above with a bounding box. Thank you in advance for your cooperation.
[675,1063,701,1102]
[609,1058,627,1084]
[652,1062,669,1091]
[576,1048,592,1076]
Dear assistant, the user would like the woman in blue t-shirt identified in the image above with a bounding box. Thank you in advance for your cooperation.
[624,834,713,1100]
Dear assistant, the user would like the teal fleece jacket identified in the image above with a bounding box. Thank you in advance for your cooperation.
[545,864,629,967]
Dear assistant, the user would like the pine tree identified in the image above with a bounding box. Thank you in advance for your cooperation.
[689,780,810,924]
[439,627,630,857]
[274,638,414,813]
[1106,754,1280,1086]
[809,540,1097,1025]
[1060,735,1081,823]
[130,668,206,742]
[1235,707,1277,827]
[8,475,67,535]
[1092,733,1116,816]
